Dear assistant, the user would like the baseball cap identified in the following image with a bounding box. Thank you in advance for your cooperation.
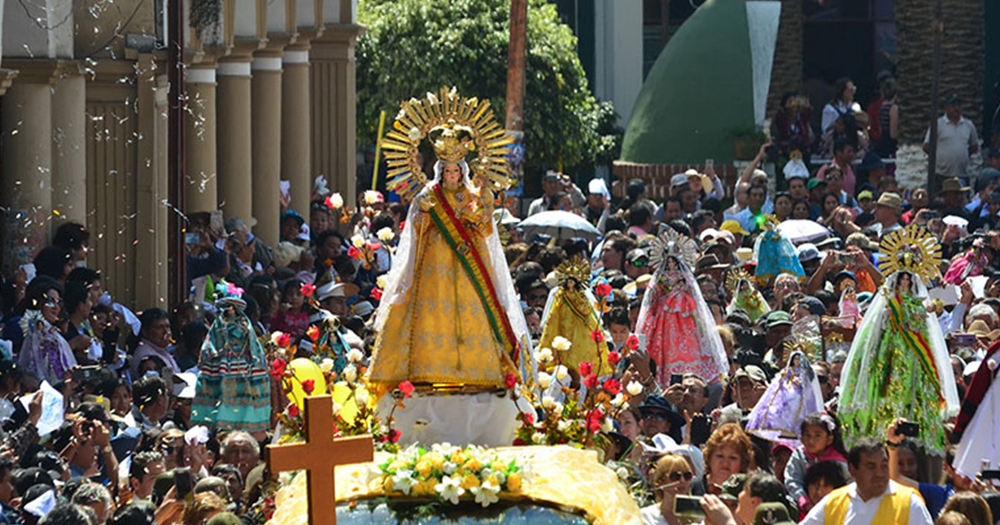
[796,243,820,263]
[806,178,828,191]
[627,248,649,263]
[734,365,767,384]
[764,310,793,330]
[670,173,690,188]
[720,220,749,236]
[719,473,747,502]
[542,171,562,183]
[857,190,873,201]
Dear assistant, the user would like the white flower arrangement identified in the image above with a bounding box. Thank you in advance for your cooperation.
[378,445,526,507]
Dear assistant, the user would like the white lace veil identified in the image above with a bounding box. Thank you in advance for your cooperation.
[838,272,960,419]
[635,256,729,383]
[373,160,536,381]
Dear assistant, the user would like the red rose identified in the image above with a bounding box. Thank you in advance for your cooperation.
[626,335,640,351]
[347,246,361,259]
[586,409,603,433]
[300,283,316,297]
[594,283,612,297]
[583,374,598,389]
[578,361,594,376]
[275,332,291,348]
[603,378,622,396]
[590,329,605,343]
[398,380,415,398]
[270,358,286,380]
[287,404,300,417]
[512,438,527,446]
[504,373,518,390]
[367,241,383,252]
[370,288,383,301]
[608,351,621,366]
[388,429,401,443]
[521,412,534,425]
[307,326,321,342]
[301,380,315,394]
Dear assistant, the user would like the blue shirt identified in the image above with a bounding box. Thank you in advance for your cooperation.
[918,482,954,519]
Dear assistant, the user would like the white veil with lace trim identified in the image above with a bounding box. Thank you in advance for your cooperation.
[839,272,960,422]
[373,160,536,382]
[635,255,729,384]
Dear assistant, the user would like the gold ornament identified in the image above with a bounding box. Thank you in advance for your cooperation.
[725,268,754,297]
[555,256,592,287]
[877,224,942,284]
[380,86,515,201]
[649,228,698,271]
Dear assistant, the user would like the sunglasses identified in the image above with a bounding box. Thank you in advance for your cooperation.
[630,259,649,267]
[648,413,673,422]
[663,471,694,482]
[43,298,62,308]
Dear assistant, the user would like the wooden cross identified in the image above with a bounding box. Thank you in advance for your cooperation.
[266,395,374,525]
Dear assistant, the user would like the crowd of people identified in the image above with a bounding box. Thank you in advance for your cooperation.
[0,75,997,525]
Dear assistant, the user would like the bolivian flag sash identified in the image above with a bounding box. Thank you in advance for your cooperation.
[887,293,942,401]
[428,185,520,364]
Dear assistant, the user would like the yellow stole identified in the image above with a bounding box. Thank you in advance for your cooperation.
[825,483,916,524]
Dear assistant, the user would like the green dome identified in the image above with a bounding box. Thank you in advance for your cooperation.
[621,0,776,165]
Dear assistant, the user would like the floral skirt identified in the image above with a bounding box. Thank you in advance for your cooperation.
[192,366,271,432]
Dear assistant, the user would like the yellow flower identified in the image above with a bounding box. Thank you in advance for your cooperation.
[450,451,466,465]
[490,461,506,473]
[415,460,433,479]
[461,474,481,490]
[388,461,406,473]
[382,476,396,493]
[463,458,483,473]
[412,478,437,497]
[506,472,522,492]
[486,474,500,487]
[428,452,446,472]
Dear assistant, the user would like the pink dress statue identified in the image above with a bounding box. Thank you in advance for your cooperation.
[636,231,729,386]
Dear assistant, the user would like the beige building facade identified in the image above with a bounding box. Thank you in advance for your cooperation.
[0,0,362,309]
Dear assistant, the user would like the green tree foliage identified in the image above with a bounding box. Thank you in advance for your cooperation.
[357,0,619,176]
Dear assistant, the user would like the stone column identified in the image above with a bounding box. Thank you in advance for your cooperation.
[251,50,283,246]
[134,55,170,309]
[0,61,55,271]
[51,65,87,225]
[185,64,218,214]
[216,56,254,224]
[281,44,313,217]
[310,26,364,210]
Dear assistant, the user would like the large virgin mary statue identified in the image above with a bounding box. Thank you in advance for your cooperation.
[369,89,533,397]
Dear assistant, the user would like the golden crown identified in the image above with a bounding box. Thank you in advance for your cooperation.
[649,228,698,271]
[877,224,942,284]
[725,268,754,296]
[430,121,475,162]
[381,87,514,201]
[555,256,592,287]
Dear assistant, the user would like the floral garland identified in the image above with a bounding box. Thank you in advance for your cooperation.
[378,444,528,507]
[512,334,644,447]
[265,326,403,451]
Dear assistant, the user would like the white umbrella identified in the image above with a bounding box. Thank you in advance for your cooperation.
[518,210,601,241]
[776,220,830,244]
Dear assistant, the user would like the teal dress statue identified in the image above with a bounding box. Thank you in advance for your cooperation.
[191,287,271,432]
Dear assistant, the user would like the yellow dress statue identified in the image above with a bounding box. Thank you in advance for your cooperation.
[538,257,611,376]
[369,88,533,391]
[370,163,517,386]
